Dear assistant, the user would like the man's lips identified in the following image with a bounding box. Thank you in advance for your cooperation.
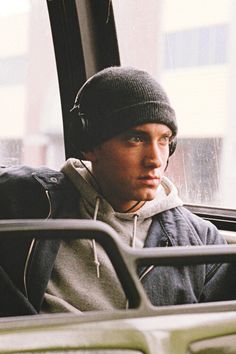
[139,175,160,180]
[138,175,160,186]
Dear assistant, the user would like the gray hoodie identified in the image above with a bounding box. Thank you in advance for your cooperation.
[42,158,183,313]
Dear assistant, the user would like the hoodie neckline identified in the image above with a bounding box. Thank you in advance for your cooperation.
[61,158,183,221]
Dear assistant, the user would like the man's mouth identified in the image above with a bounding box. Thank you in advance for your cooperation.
[138,175,160,186]
[139,174,160,180]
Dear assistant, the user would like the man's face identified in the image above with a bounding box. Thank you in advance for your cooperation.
[86,123,172,212]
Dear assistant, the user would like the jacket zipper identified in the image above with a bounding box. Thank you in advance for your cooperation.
[126,265,155,309]
[139,237,170,283]
[205,262,222,284]
[139,265,154,282]
[23,189,52,298]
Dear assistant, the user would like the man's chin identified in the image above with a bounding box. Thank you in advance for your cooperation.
[138,191,157,202]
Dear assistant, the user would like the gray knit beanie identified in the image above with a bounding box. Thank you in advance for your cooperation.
[70,66,177,152]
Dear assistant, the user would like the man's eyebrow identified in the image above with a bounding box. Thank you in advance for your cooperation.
[126,127,173,135]
[123,128,149,137]
[120,127,173,141]
[126,128,146,134]
[162,129,173,136]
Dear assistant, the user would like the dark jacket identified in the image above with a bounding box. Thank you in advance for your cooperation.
[0,165,235,316]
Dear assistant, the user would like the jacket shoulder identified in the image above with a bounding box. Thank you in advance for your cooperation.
[0,165,66,219]
[158,206,225,246]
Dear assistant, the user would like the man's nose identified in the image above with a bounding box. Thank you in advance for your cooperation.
[143,143,163,168]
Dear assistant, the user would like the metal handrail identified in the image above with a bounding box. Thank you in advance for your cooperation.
[1,219,236,313]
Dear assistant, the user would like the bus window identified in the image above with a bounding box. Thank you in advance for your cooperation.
[0,1,64,169]
[112,0,236,210]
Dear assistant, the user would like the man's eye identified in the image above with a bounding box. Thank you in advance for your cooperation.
[159,136,171,144]
[128,135,143,143]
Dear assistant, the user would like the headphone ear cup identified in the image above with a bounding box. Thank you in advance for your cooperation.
[169,138,177,156]
[68,113,89,159]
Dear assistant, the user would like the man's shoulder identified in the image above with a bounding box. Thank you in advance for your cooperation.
[156,206,223,245]
[0,165,74,219]
[0,164,61,179]
[0,165,70,188]
[160,205,213,227]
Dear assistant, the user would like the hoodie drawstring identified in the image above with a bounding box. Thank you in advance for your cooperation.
[130,214,138,248]
[91,199,139,279]
[126,214,138,310]
[92,196,101,278]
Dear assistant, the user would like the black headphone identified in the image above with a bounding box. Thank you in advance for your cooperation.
[169,138,177,156]
[68,83,92,159]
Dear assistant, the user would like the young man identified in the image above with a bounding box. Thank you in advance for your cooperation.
[0,66,235,316]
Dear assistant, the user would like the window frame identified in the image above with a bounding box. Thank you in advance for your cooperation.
[47,0,120,159]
